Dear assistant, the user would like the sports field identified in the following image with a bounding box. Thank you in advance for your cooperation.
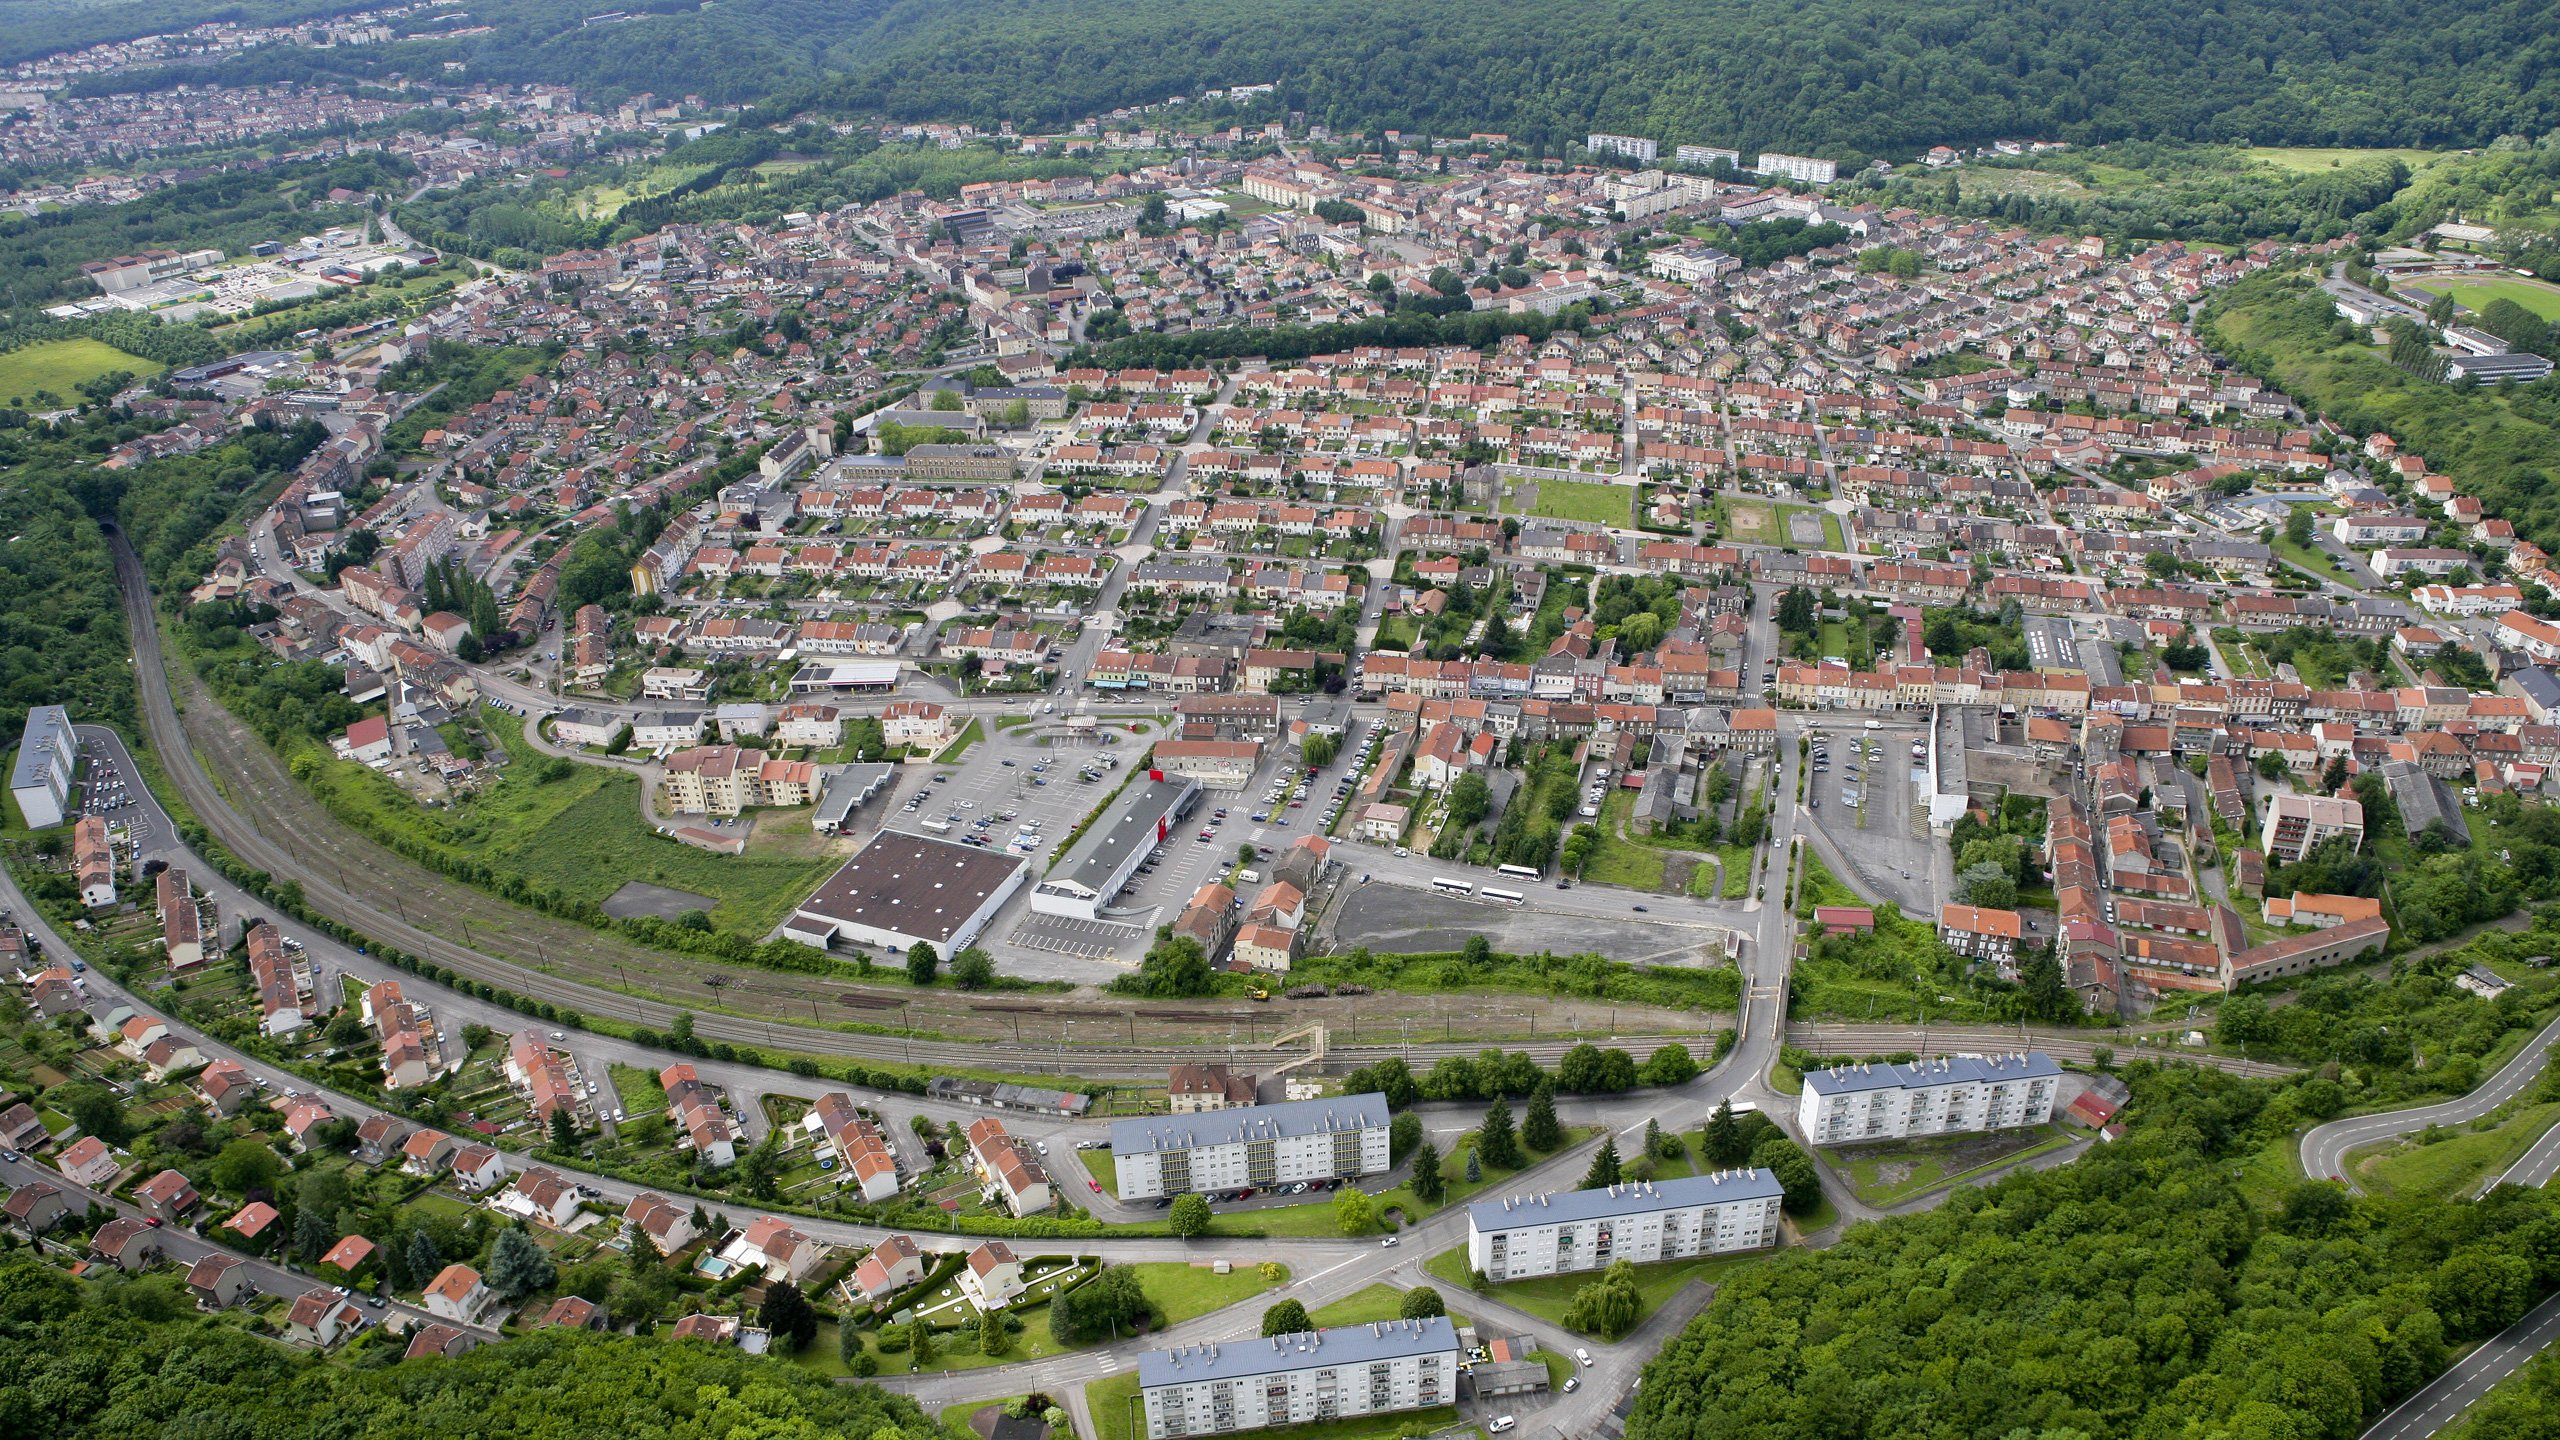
[2435,276,2560,323]
[0,338,162,405]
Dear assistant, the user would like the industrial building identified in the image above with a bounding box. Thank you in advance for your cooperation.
[1108,1093,1391,1200]
[1464,1172,1784,1282]
[784,831,1029,960]
[1140,1318,1461,1439]
[1030,773,1201,919]
[1797,1052,2061,1146]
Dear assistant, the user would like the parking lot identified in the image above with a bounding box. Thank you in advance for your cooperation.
[888,720,1150,871]
[1799,722,1935,913]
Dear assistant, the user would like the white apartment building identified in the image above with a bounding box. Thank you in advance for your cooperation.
[1754,152,1839,185]
[1108,1094,1391,1200]
[1586,132,1658,163]
[1797,1052,2061,1146]
[10,704,74,830]
[2260,792,2364,863]
[1140,1318,1460,1440]
[1465,1172,1784,1282]
[1675,143,1742,169]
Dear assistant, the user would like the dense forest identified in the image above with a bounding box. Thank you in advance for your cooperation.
[1626,1059,2560,1440]
[0,1257,940,1440]
[48,0,2560,158]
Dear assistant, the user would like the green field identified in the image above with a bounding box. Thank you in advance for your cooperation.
[0,338,163,406]
[2349,1103,2560,1201]
[2437,277,2560,323]
[2244,146,2451,174]
[1832,1126,2076,1207]
[1578,793,1667,891]
[1526,478,1633,526]
[296,711,841,935]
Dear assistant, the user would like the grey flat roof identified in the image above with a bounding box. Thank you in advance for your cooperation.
[1803,1051,2060,1097]
[795,831,1024,944]
[1467,1170,1783,1232]
[9,705,71,794]
[1045,775,1198,898]
[1111,1092,1388,1156]
[1140,1316,1456,1390]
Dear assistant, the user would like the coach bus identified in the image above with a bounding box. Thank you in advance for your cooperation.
[1430,877,1474,895]
[1496,863,1543,881]
[1480,887,1527,905]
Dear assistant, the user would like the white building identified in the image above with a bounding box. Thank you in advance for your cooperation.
[10,704,75,830]
[1675,144,1742,169]
[1797,1052,2061,1146]
[1464,1172,1784,1282]
[1140,1318,1461,1440]
[1585,133,1658,163]
[1109,1093,1391,1200]
[1754,152,1838,185]
[1031,775,1200,920]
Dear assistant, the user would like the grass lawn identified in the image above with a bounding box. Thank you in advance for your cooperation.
[1085,1148,1119,1195]
[937,1397,1031,1440]
[1766,1059,1803,1095]
[1528,478,1633,526]
[1087,1372,1465,1440]
[1311,1283,1440,1328]
[1372,615,1419,651]
[1135,1260,1289,1325]
[1579,794,1666,891]
[608,1062,665,1117]
[2272,535,2360,589]
[936,721,986,763]
[0,337,163,405]
[1832,1125,2076,1208]
[1214,1127,1601,1238]
[2350,1102,2560,1201]
[1421,1244,1764,1335]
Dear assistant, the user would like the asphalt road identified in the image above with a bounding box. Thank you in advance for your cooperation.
[2358,1289,2560,1440]
[2299,1012,2560,1188]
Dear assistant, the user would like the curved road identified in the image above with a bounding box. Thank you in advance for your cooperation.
[2300,1012,2560,1188]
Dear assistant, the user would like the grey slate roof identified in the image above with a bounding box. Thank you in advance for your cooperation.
[1801,1051,2060,1097]
[1139,1316,1456,1390]
[1110,1092,1388,1157]
[1466,1170,1783,1233]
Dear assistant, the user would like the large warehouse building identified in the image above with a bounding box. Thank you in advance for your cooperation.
[784,831,1028,960]
[1465,1172,1784,1282]
[1030,772,1201,919]
[1108,1093,1391,1200]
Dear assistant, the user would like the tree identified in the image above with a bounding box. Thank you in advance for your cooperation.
[1389,1111,1425,1162]
[1446,772,1494,831]
[911,1322,937,1365]
[1261,1299,1315,1336]
[1582,1137,1623,1189]
[1776,586,1817,634]
[1465,1145,1483,1183]
[1169,1194,1213,1237]
[548,1107,578,1152]
[1400,1286,1448,1320]
[293,1206,334,1263]
[841,1315,870,1370]
[905,942,939,987]
[488,1226,557,1300]
[979,1304,1008,1357]
[1639,1043,1699,1086]
[2018,947,2073,1022]
[1334,1187,1380,1236]
[405,1230,441,1287]
[1560,1261,1644,1339]
[1476,1099,1523,1170]
[210,1137,284,1196]
[1410,1139,1444,1203]
[1750,1136,1822,1216]
[52,1083,125,1145]
[1111,934,1218,999]
[761,1280,820,1353]
[1523,1081,1563,1153]
[950,947,995,990]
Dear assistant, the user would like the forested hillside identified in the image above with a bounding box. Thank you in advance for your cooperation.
[54,0,2560,157]
[817,0,2560,156]
[1625,1062,2560,1440]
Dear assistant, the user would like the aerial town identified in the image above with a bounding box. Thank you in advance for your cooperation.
[4,4,2560,1438]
